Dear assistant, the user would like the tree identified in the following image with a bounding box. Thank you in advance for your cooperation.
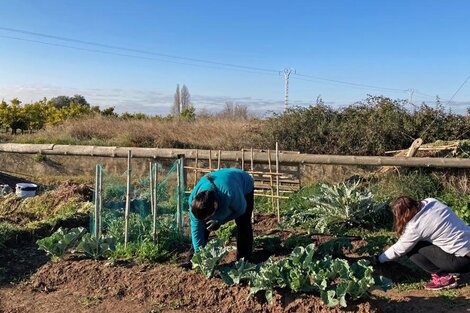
[7,98,28,134]
[23,98,48,132]
[181,106,196,122]
[180,85,191,111]
[101,107,118,117]
[50,94,90,109]
[172,84,181,116]
[0,100,8,131]
[218,102,249,119]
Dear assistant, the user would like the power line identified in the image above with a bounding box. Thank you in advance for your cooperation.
[0,26,412,92]
[0,35,279,77]
[421,73,470,137]
[0,26,279,74]
[293,73,407,92]
[0,26,452,103]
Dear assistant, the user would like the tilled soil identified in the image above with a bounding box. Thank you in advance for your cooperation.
[0,259,469,313]
[1,213,469,312]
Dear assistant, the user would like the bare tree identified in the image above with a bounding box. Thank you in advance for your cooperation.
[180,85,191,111]
[218,102,249,119]
[172,84,181,116]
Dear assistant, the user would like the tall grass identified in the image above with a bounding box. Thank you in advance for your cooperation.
[13,116,267,150]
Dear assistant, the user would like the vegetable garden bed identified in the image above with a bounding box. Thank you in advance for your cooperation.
[1,214,469,313]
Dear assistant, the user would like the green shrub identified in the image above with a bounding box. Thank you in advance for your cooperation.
[373,171,442,202]
[285,182,387,235]
[440,191,470,225]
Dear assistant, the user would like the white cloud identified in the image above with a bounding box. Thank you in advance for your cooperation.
[0,84,467,116]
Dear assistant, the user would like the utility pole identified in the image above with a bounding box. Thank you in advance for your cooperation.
[281,68,295,111]
[407,88,415,110]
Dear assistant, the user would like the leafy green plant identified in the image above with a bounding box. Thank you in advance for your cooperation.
[355,235,396,256]
[191,239,235,278]
[36,227,87,260]
[286,182,387,235]
[215,221,236,243]
[74,233,116,260]
[440,191,470,225]
[248,257,286,303]
[254,235,282,253]
[220,258,258,286]
[317,237,352,258]
[247,244,392,307]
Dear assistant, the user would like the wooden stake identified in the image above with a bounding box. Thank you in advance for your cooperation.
[94,164,99,239]
[149,162,154,216]
[194,149,199,188]
[152,163,159,242]
[275,143,280,222]
[241,149,245,170]
[250,147,255,222]
[98,167,102,237]
[217,150,221,169]
[209,150,212,170]
[268,149,274,213]
[124,150,132,248]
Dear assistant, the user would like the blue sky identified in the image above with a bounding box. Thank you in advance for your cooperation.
[0,0,469,115]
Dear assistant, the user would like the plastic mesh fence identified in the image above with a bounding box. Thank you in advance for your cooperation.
[90,160,188,244]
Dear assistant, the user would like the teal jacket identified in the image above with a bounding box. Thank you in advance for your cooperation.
[188,168,254,251]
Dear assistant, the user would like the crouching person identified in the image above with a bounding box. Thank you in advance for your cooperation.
[182,168,254,269]
[378,196,470,290]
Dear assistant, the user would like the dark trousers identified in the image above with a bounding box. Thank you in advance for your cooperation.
[187,191,254,262]
[407,241,470,274]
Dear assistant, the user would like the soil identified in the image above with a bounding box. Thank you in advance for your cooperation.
[1,214,469,313]
[0,258,469,313]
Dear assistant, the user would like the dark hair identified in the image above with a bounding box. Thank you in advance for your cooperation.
[191,190,218,220]
[191,174,218,220]
[391,196,421,235]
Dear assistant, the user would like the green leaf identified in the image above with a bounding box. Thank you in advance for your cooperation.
[191,239,235,278]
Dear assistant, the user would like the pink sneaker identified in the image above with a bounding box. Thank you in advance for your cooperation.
[424,274,458,291]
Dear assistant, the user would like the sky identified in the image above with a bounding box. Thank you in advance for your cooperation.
[0,0,469,115]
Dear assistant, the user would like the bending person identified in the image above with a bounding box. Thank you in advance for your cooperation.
[186,168,254,265]
[378,196,470,290]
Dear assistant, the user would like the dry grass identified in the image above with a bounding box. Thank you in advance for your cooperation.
[13,116,268,150]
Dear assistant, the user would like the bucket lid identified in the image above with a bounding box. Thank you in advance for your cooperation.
[16,183,38,190]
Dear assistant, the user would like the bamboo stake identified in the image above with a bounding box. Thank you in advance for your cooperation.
[217,150,221,169]
[250,148,255,222]
[209,150,212,170]
[241,149,245,170]
[94,164,99,239]
[98,167,103,237]
[124,150,132,248]
[150,162,154,216]
[194,149,199,188]
[176,158,183,232]
[254,193,289,199]
[250,148,254,172]
[268,149,275,213]
[152,163,159,242]
[275,143,280,222]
